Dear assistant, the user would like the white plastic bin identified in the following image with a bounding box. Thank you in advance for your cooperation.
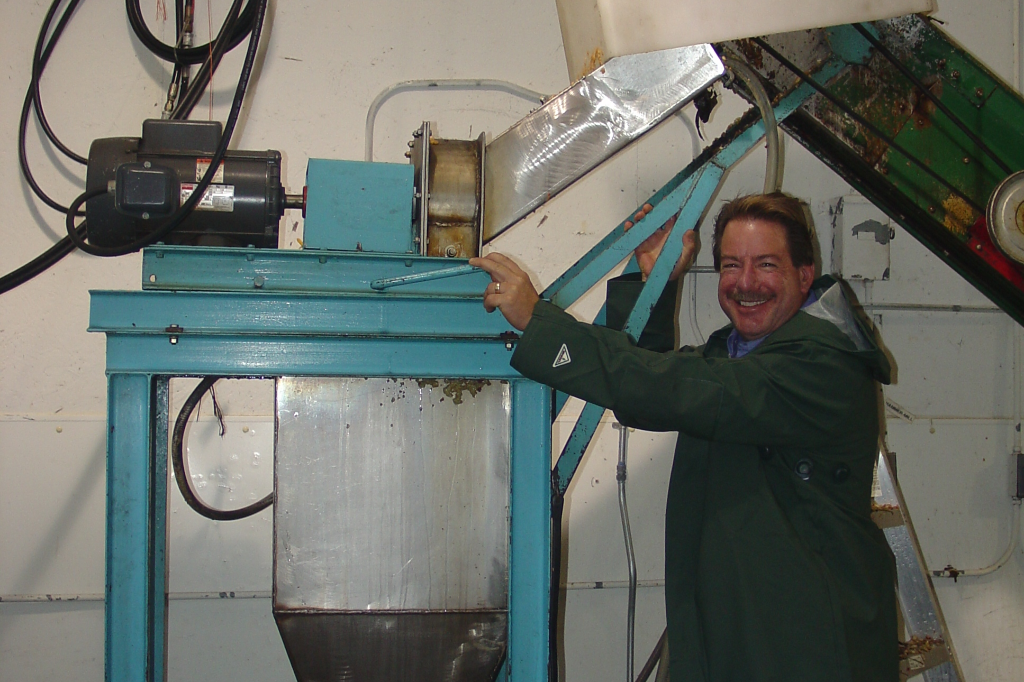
[555,0,937,80]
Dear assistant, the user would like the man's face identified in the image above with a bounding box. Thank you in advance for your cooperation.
[717,217,815,341]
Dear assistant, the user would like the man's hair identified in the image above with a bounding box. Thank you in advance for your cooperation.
[711,192,815,271]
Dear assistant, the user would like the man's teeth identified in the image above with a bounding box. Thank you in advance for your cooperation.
[738,299,766,307]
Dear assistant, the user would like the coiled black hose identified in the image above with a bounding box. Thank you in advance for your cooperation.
[171,377,274,522]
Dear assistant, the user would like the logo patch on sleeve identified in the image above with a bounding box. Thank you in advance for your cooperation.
[553,343,572,368]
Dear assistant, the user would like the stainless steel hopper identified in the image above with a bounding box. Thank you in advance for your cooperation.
[274,377,512,682]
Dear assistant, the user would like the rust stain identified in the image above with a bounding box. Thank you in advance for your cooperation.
[1016,202,1024,235]
[910,77,942,130]
[576,47,605,81]
[442,379,491,405]
[733,39,764,71]
[414,378,492,405]
[942,194,975,237]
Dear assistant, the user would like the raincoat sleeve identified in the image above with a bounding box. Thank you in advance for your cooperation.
[512,300,871,448]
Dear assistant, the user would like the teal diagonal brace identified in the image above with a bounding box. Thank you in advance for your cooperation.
[555,402,608,494]
[552,165,724,494]
[544,175,697,307]
[623,165,722,339]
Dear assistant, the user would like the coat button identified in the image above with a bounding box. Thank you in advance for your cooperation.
[795,458,814,481]
[758,446,773,461]
[833,463,851,484]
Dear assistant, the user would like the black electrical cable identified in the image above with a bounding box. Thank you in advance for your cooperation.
[751,37,986,214]
[126,0,257,65]
[172,377,274,522]
[5,0,265,293]
[0,225,85,295]
[851,23,1014,176]
[171,0,244,120]
[19,0,88,215]
[68,0,266,257]
[29,1,87,165]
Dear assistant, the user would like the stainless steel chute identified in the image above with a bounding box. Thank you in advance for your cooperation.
[482,43,724,241]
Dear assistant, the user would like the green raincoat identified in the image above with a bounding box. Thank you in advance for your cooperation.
[510,276,897,682]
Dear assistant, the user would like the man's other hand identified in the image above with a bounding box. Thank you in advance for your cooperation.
[625,206,701,281]
[469,253,541,331]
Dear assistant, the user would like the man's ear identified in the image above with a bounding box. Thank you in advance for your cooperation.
[798,264,815,294]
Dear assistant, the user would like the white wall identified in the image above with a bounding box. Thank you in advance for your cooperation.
[1,0,1022,680]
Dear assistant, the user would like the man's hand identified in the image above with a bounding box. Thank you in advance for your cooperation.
[625,206,701,281]
[469,253,541,331]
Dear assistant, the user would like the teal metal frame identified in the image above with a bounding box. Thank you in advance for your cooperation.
[91,259,550,682]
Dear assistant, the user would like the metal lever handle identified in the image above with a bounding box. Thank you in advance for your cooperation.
[370,264,480,291]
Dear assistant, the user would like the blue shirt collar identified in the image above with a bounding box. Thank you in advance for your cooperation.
[725,288,819,358]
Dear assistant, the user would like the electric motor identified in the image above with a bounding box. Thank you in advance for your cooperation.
[85,119,285,248]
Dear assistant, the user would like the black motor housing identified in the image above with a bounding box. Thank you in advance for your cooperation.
[86,119,284,248]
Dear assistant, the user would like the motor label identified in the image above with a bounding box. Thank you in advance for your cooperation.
[181,183,235,212]
[196,158,225,183]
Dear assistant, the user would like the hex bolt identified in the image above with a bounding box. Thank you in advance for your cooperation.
[445,245,459,257]
[951,70,960,79]
[975,87,985,98]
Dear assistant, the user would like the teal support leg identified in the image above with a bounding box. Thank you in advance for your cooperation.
[105,373,167,682]
[508,380,552,680]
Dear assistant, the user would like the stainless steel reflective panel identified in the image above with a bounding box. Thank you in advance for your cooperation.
[274,377,511,682]
[482,44,725,241]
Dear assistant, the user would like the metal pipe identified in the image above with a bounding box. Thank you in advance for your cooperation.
[364,79,546,162]
[859,303,1003,313]
[561,580,665,590]
[933,500,1022,579]
[613,422,637,682]
[724,58,783,193]
[0,590,272,603]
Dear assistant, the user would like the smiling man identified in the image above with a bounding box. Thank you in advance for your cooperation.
[471,192,898,682]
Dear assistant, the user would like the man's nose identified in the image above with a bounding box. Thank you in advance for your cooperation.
[736,261,757,289]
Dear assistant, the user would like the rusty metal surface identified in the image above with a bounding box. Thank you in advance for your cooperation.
[724,15,1024,325]
[425,136,485,258]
